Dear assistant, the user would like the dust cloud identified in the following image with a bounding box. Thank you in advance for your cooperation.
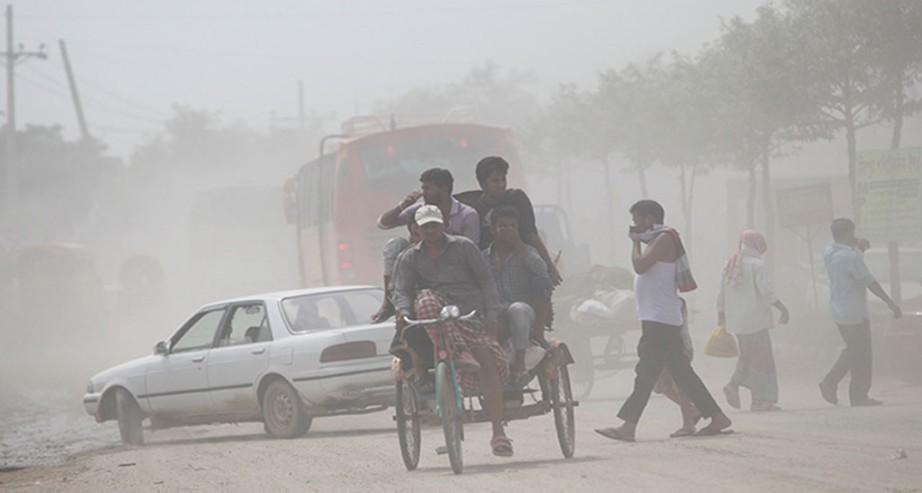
[1,0,921,470]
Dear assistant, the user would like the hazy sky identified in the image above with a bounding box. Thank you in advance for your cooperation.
[11,0,764,158]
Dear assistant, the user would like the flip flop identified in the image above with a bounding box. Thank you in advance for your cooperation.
[670,427,696,438]
[512,369,532,386]
[491,435,514,457]
[693,426,734,437]
[595,427,635,442]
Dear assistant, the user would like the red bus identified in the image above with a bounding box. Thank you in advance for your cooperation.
[284,118,525,288]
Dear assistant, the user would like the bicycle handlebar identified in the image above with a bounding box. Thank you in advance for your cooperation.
[403,306,477,326]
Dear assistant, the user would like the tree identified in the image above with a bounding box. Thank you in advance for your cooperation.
[786,0,900,205]
[374,61,542,131]
[596,57,672,200]
[522,83,621,257]
[708,5,829,256]
[0,124,122,240]
[865,0,922,149]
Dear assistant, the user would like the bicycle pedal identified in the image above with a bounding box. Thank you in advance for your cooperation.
[436,445,449,455]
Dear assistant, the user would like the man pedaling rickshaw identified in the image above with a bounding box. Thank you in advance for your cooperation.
[390,204,519,458]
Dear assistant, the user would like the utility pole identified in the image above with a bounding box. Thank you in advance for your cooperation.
[3,5,46,224]
[270,80,318,131]
[59,39,89,140]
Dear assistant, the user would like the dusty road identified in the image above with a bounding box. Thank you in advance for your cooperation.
[2,348,921,493]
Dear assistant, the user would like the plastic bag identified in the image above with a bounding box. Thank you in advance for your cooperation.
[703,325,739,358]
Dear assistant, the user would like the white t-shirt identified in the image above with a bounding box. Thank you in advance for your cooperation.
[717,254,778,335]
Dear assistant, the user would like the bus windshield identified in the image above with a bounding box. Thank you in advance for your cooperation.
[358,135,500,193]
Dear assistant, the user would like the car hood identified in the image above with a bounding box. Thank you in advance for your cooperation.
[90,354,160,385]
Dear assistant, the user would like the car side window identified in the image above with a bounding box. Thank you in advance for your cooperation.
[339,290,384,325]
[172,309,225,353]
[217,303,268,346]
[282,294,343,332]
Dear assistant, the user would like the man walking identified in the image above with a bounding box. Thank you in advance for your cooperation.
[596,200,731,441]
[819,218,901,407]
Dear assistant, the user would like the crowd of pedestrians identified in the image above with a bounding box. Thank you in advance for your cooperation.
[372,155,903,452]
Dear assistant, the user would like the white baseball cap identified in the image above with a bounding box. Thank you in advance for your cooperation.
[414,204,444,226]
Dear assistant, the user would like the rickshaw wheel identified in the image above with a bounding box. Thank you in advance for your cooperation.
[551,353,576,458]
[437,361,464,474]
[395,380,421,471]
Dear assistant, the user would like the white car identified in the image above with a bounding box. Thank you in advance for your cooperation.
[83,286,396,444]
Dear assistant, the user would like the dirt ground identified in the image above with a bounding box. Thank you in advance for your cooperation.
[2,344,921,493]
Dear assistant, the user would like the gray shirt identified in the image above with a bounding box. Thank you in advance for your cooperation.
[482,244,551,306]
[393,233,502,322]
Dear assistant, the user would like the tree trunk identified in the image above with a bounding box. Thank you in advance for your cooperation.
[603,157,616,262]
[844,102,858,217]
[888,69,905,304]
[678,162,697,253]
[890,69,905,150]
[760,141,775,271]
[556,161,565,207]
[746,162,757,229]
[637,163,649,199]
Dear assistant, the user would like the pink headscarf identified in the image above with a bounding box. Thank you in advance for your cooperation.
[722,230,768,286]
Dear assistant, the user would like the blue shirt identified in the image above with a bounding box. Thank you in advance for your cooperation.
[823,242,876,325]
[482,244,552,307]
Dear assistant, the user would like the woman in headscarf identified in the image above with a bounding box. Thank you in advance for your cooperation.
[717,230,790,412]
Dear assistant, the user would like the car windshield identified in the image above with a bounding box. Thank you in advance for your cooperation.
[281,289,383,333]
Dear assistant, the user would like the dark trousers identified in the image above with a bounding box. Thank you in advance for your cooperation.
[822,320,872,405]
[618,321,722,424]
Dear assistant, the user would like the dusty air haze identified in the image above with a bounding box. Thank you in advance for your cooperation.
[1,1,921,491]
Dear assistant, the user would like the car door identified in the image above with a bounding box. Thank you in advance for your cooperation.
[323,289,394,391]
[144,307,226,417]
[207,301,271,415]
[338,289,394,359]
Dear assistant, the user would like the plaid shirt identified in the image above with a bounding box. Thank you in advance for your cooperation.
[482,243,552,306]
[393,234,502,322]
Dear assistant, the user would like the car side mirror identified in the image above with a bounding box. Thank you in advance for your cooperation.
[154,341,169,355]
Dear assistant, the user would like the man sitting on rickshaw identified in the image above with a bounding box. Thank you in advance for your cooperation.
[391,204,515,457]
[481,206,554,384]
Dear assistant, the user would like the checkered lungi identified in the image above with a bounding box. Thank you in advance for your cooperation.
[414,289,510,393]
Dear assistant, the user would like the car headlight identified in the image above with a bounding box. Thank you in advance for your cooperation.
[86,381,95,394]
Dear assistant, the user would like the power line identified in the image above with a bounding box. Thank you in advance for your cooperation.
[16,71,163,126]
[26,52,167,117]
[19,61,167,124]
[17,1,610,21]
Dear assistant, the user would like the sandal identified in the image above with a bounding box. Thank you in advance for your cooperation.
[670,427,696,438]
[512,369,531,386]
[491,435,514,457]
[594,427,635,442]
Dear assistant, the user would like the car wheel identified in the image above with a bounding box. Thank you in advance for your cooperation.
[115,388,144,445]
[262,380,311,438]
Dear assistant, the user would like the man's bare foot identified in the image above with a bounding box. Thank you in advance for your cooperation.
[706,413,732,431]
[371,303,395,323]
[682,412,701,431]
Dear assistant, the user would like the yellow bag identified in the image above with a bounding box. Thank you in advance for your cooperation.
[703,325,739,358]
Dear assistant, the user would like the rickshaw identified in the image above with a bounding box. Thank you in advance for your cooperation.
[393,305,577,475]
